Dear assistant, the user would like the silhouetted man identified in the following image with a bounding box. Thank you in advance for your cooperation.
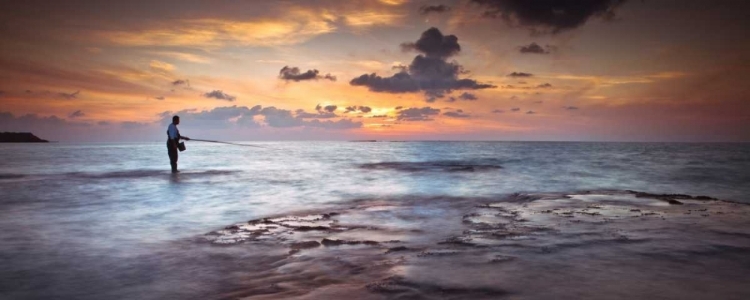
[167,115,189,173]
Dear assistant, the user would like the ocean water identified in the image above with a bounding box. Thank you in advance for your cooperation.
[1,141,749,299]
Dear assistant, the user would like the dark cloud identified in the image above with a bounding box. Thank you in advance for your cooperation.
[68,110,85,118]
[396,107,441,121]
[472,0,628,34]
[519,42,554,54]
[564,106,579,110]
[508,72,533,77]
[322,105,337,113]
[279,66,336,82]
[400,27,460,59]
[395,106,403,110]
[537,83,552,88]
[358,106,372,113]
[443,111,471,118]
[458,92,478,101]
[510,107,521,112]
[420,5,451,15]
[97,121,111,126]
[203,90,236,101]
[172,79,189,86]
[526,110,536,114]
[161,105,261,128]
[154,96,165,100]
[58,90,80,99]
[492,109,504,113]
[0,111,90,137]
[371,114,388,118]
[353,28,494,102]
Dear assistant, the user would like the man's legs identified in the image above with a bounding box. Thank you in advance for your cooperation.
[167,141,178,172]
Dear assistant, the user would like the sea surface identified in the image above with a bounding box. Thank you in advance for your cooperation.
[1,141,749,299]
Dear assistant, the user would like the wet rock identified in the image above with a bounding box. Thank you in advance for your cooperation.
[293,226,330,231]
[290,241,321,250]
[385,246,410,254]
[321,238,380,247]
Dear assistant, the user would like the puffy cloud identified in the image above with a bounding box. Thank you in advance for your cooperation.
[279,66,336,82]
[458,92,478,101]
[351,27,494,101]
[471,0,628,34]
[68,110,85,118]
[519,42,554,54]
[396,107,441,121]
[203,90,236,101]
[508,72,533,77]
[0,111,90,138]
[400,27,460,59]
[322,105,337,113]
[419,5,451,15]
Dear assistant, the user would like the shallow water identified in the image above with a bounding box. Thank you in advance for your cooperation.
[1,142,749,299]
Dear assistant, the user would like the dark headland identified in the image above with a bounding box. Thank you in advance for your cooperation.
[0,132,49,143]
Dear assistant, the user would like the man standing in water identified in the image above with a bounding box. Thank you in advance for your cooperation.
[167,115,189,173]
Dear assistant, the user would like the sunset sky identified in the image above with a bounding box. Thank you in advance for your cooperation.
[1,0,748,142]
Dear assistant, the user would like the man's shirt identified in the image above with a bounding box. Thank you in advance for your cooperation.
[167,123,180,140]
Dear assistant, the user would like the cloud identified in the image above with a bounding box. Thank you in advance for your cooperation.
[68,110,85,118]
[420,5,451,15]
[322,105,337,113]
[400,27,460,59]
[0,111,90,136]
[58,90,80,99]
[351,27,494,101]
[261,106,362,129]
[161,105,261,128]
[203,90,236,101]
[536,83,552,88]
[471,0,628,34]
[149,60,174,72]
[508,72,533,77]
[121,121,152,129]
[492,109,504,113]
[510,107,521,112]
[526,110,536,114]
[358,106,372,113]
[396,107,441,121]
[154,96,165,100]
[458,92,478,101]
[564,106,579,110]
[519,42,554,54]
[443,111,471,118]
[279,66,336,82]
[172,79,189,86]
[395,106,403,110]
[371,114,388,118]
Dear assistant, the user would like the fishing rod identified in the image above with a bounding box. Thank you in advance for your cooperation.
[188,138,270,149]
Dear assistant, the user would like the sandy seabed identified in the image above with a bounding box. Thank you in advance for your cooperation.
[203,190,750,300]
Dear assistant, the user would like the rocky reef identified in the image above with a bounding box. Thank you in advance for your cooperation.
[202,190,750,299]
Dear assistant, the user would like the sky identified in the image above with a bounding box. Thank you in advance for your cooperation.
[0,0,748,142]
